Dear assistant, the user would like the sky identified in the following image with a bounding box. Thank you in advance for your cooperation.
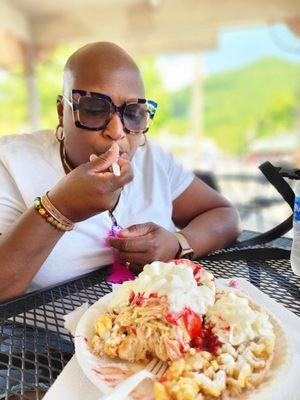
[157,23,300,92]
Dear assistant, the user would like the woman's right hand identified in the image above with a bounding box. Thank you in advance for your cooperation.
[48,143,133,222]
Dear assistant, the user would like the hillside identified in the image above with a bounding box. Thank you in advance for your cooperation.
[169,57,300,153]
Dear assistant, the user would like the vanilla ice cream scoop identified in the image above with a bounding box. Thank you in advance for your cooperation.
[109,260,216,315]
[205,292,274,346]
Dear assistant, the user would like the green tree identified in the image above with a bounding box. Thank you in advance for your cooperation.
[137,56,171,136]
[0,66,28,135]
[255,91,297,138]
[1,53,299,157]
[37,44,78,129]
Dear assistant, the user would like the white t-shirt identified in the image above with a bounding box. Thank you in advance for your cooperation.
[0,130,194,291]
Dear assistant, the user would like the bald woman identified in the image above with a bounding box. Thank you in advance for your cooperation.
[0,42,240,303]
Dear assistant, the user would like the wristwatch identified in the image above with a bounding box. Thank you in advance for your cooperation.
[174,232,194,260]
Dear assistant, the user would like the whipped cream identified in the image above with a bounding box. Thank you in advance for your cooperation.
[109,261,216,314]
[206,292,274,346]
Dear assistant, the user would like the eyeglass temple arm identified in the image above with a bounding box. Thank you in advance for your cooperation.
[62,95,73,107]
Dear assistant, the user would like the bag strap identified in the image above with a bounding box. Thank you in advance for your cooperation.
[201,247,290,262]
[275,166,300,180]
[260,162,295,210]
[201,161,294,262]
[234,161,294,248]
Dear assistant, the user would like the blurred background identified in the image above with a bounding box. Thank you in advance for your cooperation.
[0,0,300,234]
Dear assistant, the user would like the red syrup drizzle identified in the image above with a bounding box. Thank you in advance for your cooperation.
[191,324,222,355]
[166,308,203,340]
[128,290,202,340]
[128,260,221,356]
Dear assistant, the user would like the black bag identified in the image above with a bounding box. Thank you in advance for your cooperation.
[202,161,299,262]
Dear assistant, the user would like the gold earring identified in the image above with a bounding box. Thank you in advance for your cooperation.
[55,124,65,142]
[139,133,147,147]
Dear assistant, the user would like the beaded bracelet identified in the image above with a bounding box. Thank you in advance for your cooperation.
[33,197,74,231]
[42,193,74,228]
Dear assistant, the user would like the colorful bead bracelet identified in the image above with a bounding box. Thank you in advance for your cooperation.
[42,193,74,228]
[33,197,74,231]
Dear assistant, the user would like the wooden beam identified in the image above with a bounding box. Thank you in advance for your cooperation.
[23,43,41,131]
[0,30,24,68]
[0,0,30,42]
[1,0,299,63]
[286,16,300,36]
[30,0,300,51]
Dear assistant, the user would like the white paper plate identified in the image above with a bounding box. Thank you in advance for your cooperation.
[75,285,291,399]
[74,292,154,399]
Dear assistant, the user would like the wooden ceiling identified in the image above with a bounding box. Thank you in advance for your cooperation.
[0,0,299,67]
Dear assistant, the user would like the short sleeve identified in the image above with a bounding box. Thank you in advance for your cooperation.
[158,147,195,201]
[0,160,26,234]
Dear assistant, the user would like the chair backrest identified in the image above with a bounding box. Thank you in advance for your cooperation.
[193,170,220,192]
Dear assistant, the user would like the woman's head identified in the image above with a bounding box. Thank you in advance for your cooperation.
[57,42,151,167]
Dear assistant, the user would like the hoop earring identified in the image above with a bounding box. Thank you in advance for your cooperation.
[55,124,65,143]
[139,133,147,147]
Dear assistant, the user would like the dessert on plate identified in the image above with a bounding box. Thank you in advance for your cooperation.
[154,290,277,400]
[92,259,215,363]
[90,259,283,400]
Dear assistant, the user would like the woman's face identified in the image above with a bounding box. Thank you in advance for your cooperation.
[57,66,145,167]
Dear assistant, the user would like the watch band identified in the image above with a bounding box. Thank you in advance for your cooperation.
[174,232,194,260]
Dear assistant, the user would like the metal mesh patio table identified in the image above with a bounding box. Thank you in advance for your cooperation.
[0,231,299,399]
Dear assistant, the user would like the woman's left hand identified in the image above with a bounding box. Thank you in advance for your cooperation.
[107,222,180,274]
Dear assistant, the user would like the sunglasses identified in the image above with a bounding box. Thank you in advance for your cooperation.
[62,89,158,134]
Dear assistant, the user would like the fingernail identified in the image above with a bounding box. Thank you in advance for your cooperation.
[89,154,98,161]
[112,161,121,176]
[120,229,129,236]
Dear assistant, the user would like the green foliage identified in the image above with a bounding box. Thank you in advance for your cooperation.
[0,51,299,156]
[255,90,296,138]
[167,86,191,136]
[170,57,300,154]
[0,67,28,134]
[37,44,78,128]
[137,56,170,136]
[0,45,77,135]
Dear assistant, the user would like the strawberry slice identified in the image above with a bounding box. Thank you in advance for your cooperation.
[182,309,203,340]
[170,259,203,275]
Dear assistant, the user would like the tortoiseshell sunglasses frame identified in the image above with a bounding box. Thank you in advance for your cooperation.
[63,89,158,134]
